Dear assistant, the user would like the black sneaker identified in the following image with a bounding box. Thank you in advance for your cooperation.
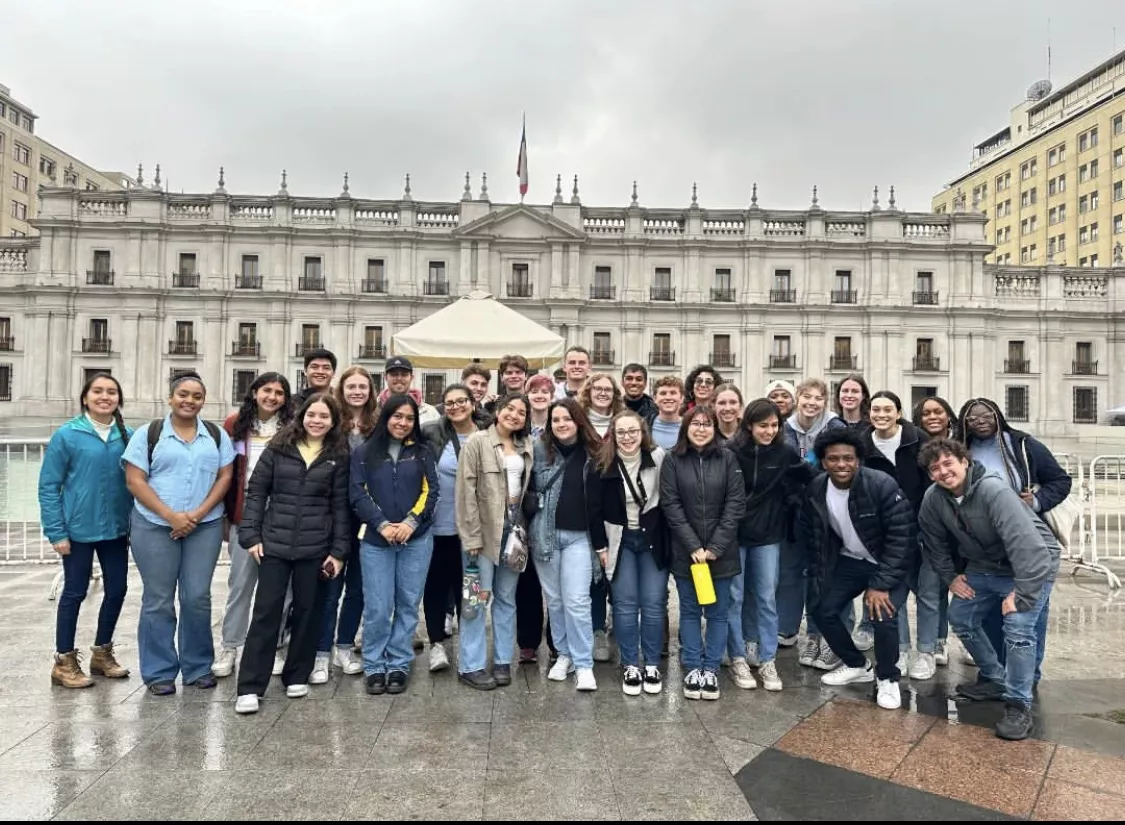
[622,665,643,696]
[995,703,1034,741]
[492,664,512,687]
[683,668,703,700]
[365,673,387,695]
[955,678,1005,702]
[458,669,497,691]
[191,672,217,690]
[700,670,721,701]
[386,670,408,695]
[643,666,663,695]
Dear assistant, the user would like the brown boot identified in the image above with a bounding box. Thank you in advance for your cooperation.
[51,651,94,689]
[89,642,130,679]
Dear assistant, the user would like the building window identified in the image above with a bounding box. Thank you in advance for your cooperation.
[830,337,854,371]
[591,266,614,300]
[1020,216,1038,235]
[424,374,446,407]
[913,271,937,304]
[85,318,110,353]
[1114,214,1123,235]
[39,156,56,179]
[234,323,259,356]
[233,369,258,402]
[1047,144,1066,166]
[650,333,673,367]
[769,335,796,369]
[1116,148,1124,169]
[301,256,324,290]
[1005,386,1029,422]
[650,267,674,301]
[238,254,261,288]
[360,325,385,359]
[1090,254,1098,267]
[1114,181,1123,202]
[1048,204,1066,225]
[1005,341,1029,373]
[711,334,734,368]
[9,200,26,221]
[177,252,197,279]
[11,172,28,193]
[12,143,30,165]
[1019,159,1037,179]
[362,258,386,293]
[508,263,532,298]
[85,181,99,192]
[1074,341,1094,374]
[770,269,795,302]
[911,386,938,409]
[173,321,195,356]
[1020,188,1037,208]
[300,324,320,356]
[92,250,112,275]
[592,332,613,365]
[995,172,1011,191]
[1079,128,1099,151]
[831,270,855,303]
[425,261,448,295]
[1048,174,1066,196]
[913,338,938,371]
[0,364,10,401]
[712,268,734,301]
[1115,113,1124,136]
[1073,387,1097,424]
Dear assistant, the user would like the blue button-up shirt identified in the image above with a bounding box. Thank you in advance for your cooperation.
[121,415,235,527]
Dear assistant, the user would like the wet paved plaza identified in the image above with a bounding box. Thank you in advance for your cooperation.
[0,563,1123,820]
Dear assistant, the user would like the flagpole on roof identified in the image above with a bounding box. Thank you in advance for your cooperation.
[517,112,529,204]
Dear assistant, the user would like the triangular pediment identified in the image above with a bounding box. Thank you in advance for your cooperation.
[452,204,586,240]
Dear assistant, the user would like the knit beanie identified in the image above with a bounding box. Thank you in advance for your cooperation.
[764,379,797,402]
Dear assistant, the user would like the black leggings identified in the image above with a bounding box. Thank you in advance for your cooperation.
[516,553,555,652]
[425,534,463,644]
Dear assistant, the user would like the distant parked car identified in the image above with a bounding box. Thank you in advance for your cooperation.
[1104,406,1125,426]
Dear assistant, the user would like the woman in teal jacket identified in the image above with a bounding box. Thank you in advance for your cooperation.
[38,372,134,689]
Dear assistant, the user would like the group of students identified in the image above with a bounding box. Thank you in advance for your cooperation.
[37,344,1068,740]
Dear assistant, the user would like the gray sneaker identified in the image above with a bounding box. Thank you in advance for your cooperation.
[798,636,821,667]
[593,630,611,663]
[811,640,842,671]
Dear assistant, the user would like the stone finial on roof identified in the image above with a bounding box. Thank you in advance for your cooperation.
[750,182,759,209]
[691,182,698,207]
[889,185,897,210]
[871,185,881,211]
[136,164,144,187]
[554,174,563,205]
[216,166,226,194]
[153,164,162,191]
[403,173,413,201]
[570,174,580,205]
[811,185,819,208]
[278,169,288,195]
[630,180,638,207]
[462,172,472,201]
[479,172,488,201]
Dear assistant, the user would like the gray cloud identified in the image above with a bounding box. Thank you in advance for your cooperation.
[6,0,1124,210]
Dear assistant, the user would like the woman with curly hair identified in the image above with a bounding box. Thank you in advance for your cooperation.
[235,392,352,713]
[214,372,293,679]
[578,372,626,439]
[683,365,724,415]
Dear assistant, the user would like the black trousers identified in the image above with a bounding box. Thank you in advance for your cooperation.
[425,534,463,645]
[516,553,555,652]
[238,555,328,696]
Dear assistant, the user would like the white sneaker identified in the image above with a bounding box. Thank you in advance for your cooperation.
[444,613,456,636]
[759,660,783,692]
[896,651,910,676]
[852,628,875,652]
[729,657,757,690]
[309,652,330,685]
[428,642,450,673]
[575,668,597,691]
[593,631,611,663]
[744,641,761,668]
[213,647,237,678]
[272,651,285,676]
[908,652,937,681]
[683,668,703,700]
[812,641,842,671]
[333,645,363,676]
[876,678,902,710]
[234,694,259,714]
[642,665,663,694]
[934,640,949,667]
[798,636,820,667]
[547,655,574,681]
[821,663,875,686]
[286,683,309,698]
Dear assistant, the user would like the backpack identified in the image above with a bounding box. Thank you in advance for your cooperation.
[147,418,222,465]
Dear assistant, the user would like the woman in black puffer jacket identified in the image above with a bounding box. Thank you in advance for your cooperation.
[659,405,745,701]
[235,392,351,713]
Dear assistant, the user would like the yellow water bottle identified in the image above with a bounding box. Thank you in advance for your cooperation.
[691,562,717,605]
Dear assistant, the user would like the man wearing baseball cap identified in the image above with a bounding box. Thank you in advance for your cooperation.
[377,356,441,426]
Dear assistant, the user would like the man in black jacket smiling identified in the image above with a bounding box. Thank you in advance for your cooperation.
[798,428,915,710]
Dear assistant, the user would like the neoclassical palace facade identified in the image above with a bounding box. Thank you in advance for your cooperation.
[0,177,1121,436]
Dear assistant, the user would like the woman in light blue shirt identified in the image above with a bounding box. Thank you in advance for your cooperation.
[122,372,235,695]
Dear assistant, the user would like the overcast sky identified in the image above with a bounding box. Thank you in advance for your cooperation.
[5,0,1124,211]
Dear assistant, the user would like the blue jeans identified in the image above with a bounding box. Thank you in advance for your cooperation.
[731,544,781,663]
[538,530,595,669]
[458,550,519,673]
[56,535,129,653]
[775,537,805,638]
[676,573,732,673]
[318,547,364,653]
[359,533,434,675]
[610,529,669,667]
[129,511,223,684]
[948,572,1054,708]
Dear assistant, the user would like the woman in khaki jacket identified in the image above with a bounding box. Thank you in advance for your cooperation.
[454,394,534,690]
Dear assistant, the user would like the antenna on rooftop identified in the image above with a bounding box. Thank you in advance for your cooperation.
[1047,17,1052,82]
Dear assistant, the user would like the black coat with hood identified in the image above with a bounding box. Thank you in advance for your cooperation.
[862,419,931,516]
[733,437,814,547]
[658,444,746,580]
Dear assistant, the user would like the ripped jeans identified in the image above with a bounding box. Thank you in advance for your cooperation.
[947,571,1053,709]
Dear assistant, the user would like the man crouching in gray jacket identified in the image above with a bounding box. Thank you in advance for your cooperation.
[917,438,1060,742]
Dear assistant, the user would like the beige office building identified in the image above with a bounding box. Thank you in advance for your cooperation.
[932,49,1125,268]
[0,83,131,238]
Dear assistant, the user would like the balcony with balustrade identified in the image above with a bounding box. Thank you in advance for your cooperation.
[168,340,197,356]
[829,355,858,371]
[1004,359,1032,374]
[830,290,858,304]
[423,280,449,296]
[235,274,262,289]
[231,341,261,358]
[298,276,326,292]
[0,336,13,352]
[710,351,736,369]
[1071,360,1099,376]
[591,349,615,367]
[590,284,616,300]
[295,342,322,358]
[172,272,200,288]
[912,355,941,372]
[507,281,533,298]
[770,289,797,303]
[711,287,735,302]
[769,354,798,370]
[82,338,111,353]
[358,344,387,359]
[912,290,939,305]
[361,279,387,294]
[649,350,675,367]
[86,270,114,285]
[650,286,676,302]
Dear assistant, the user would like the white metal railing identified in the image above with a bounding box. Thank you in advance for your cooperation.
[1,439,50,562]
[1082,455,1125,589]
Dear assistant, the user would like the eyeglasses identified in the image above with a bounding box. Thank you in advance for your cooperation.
[966,414,995,425]
[694,378,715,387]
[591,386,614,394]
[690,420,714,430]
[444,397,472,408]
[615,429,642,439]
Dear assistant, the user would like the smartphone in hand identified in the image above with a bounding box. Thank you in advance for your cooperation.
[320,559,334,579]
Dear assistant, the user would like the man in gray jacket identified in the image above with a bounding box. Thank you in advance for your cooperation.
[917,438,1059,741]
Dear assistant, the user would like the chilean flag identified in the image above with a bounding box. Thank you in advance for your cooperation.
[516,116,528,198]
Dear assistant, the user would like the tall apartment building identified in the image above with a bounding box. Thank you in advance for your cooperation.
[0,83,131,238]
[932,49,1125,268]
[0,179,1120,444]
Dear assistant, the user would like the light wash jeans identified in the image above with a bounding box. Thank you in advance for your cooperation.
[457,549,519,673]
[731,544,782,663]
[129,511,223,684]
[359,533,434,675]
[948,572,1054,708]
[889,557,948,653]
[610,528,669,667]
[537,529,595,669]
[220,525,290,650]
[676,573,732,673]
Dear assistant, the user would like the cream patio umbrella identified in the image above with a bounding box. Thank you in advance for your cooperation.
[391,290,565,368]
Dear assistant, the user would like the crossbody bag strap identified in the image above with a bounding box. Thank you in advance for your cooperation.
[618,458,647,509]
